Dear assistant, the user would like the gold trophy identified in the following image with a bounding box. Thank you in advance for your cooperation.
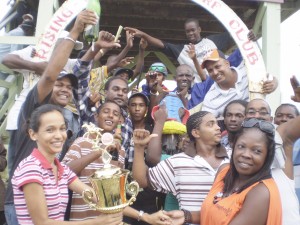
[81,123,139,213]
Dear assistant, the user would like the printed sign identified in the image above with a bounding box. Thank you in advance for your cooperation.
[34,0,88,61]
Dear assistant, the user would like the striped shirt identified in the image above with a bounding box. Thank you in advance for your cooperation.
[148,148,229,212]
[62,137,125,220]
[73,64,134,167]
[202,65,249,119]
[12,148,77,224]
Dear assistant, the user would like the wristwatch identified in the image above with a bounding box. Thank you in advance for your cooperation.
[137,210,144,221]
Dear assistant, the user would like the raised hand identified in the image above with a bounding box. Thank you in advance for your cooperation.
[95,31,121,49]
[133,129,158,148]
[186,43,196,60]
[146,72,159,93]
[154,101,168,123]
[124,27,144,38]
[88,92,101,106]
[73,10,98,34]
[126,30,134,49]
[290,75,300,102]
[176,86,188,99]
[262,74,278,94]
[139,38,148,50]
[117,57,134,67]
[247,29,257,42]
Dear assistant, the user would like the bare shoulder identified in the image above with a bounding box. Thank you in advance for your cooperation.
[246,182,270,203]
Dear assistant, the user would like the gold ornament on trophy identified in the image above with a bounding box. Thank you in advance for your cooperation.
[81,123,139,213]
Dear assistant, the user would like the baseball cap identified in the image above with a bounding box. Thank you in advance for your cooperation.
[57,71,78,88]
[58,30,83,51]
[128,92,149,106]
[22,14,34,21]
[149,62,168,76]
[113,67,134,80]
[201,49,226,69]
[20,20,35,30]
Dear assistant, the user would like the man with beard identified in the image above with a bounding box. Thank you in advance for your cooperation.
[221,100,248,150]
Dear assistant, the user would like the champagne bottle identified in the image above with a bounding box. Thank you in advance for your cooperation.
[83,0,101,44]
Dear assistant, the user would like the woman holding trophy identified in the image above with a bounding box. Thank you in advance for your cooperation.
[12,104,123,225]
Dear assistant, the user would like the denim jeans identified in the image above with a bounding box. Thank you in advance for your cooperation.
[4,203,18,225]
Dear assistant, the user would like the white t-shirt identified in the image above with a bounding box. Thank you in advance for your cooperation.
[202,65,249,119]
[6,46,76,130]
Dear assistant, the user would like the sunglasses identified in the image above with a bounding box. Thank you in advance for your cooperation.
[242,118,275,136]
[150,65,166,73]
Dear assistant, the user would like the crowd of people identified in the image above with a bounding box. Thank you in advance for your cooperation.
[0,8,299,225]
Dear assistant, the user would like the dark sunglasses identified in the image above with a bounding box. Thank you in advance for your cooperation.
[150,65,166,73]
[242,118,275,136]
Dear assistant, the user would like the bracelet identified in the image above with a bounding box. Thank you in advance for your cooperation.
[99,49,104,57]
[137,210,144,221]
[182,209,191,224]
[64,36,76,44]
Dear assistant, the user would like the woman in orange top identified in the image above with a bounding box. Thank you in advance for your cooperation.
[200,118,282,225]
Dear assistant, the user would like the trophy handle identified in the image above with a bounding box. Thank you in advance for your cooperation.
[126,181,139,205]
[82,189,97,210]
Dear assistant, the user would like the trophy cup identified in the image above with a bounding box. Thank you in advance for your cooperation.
[81,123,139,213]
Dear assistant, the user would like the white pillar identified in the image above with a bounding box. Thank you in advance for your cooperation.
[262,2,281,115]
[35,0,55,38]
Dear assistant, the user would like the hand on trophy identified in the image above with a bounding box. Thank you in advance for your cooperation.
[133,129,158,149]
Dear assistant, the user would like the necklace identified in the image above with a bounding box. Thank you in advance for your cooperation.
[213,186,240,204]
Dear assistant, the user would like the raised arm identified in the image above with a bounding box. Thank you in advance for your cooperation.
[290,75,300,102]
[81,31,121,62]
[124,27,165,49]
[186,43,206,81]
[2,53,47,75]
[146,103,168,166]
[37,10,98,103]
[106,30,133,72]
[132,129,157,188]
[132,38,147,80]
[262,74,278,94]
[276,75,300,179]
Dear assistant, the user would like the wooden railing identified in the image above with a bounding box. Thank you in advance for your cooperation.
[0,64,23,142]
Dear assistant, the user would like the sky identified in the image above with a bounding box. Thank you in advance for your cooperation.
[0,1,300,107]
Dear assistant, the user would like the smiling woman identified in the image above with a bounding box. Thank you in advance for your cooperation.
[200,118,282,225]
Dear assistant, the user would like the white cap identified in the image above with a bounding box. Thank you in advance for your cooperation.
[58,30,84,50]
[22,14,33,21]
